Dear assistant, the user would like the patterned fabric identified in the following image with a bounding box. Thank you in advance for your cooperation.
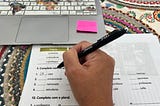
[101,0,160,39]
[0,46,31,106]
[0,0,159,106]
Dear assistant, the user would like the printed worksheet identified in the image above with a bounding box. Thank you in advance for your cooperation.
[19,34,160,106]
[19,46,78,106]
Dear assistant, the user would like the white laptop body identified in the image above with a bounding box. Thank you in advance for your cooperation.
[0,0,105,45]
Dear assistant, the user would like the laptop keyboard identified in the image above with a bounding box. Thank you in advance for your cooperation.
[0,0,97,15]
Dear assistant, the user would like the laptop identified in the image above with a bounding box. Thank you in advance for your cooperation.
[0,0,105,45]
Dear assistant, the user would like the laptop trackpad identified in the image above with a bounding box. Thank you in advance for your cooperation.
[16,17,68,44]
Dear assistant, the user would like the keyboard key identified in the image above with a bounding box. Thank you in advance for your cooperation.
[0,11,8,15]
[0,2,9,5]
[25,11,53,15]
[0,6,10,10]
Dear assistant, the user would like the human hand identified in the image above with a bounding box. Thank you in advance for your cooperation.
[63,41,115,106]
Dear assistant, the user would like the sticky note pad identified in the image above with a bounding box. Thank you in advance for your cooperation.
[76,20,97,33]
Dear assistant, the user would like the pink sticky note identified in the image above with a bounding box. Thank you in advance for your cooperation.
[76,20,97,33]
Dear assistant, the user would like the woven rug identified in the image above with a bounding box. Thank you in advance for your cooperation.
[102,0,160,39]
[0,46,31,106]
[0,1,160,106]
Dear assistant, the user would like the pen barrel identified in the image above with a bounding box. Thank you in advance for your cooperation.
[57,28,127,68]
[98,29,127,43]
[78,44,97,58]
[78,29,127,58]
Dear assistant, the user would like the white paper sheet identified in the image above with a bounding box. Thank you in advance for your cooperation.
[19,34,160,106]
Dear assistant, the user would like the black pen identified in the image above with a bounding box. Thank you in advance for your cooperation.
[57,28,128,68]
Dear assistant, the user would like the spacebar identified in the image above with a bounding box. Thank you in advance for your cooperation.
[24,11,60,15]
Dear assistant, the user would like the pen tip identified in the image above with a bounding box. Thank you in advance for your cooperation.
[57,62,64,68]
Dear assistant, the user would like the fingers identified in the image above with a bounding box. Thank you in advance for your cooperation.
[73,41,92,52]
[63,48,81,71]
[63,41,91,77]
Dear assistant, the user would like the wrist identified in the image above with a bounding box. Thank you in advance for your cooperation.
[79,99,113,106]
[78,94,113,106]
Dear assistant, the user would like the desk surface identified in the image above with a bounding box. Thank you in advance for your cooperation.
[0,0,160,105]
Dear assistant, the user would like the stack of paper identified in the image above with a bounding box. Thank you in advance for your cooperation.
[19,34,160,106]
